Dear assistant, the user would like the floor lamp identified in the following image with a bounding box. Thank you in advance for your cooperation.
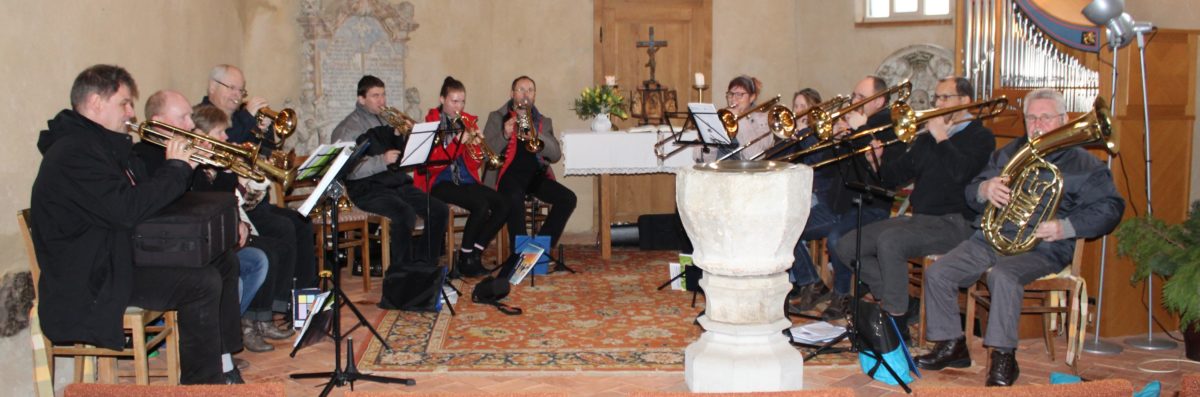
[1083,0,1176,351]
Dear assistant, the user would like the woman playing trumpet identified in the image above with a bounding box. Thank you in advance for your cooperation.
[417,76,510,277]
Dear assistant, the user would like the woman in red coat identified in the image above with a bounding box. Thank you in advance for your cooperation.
[417,76,510,276]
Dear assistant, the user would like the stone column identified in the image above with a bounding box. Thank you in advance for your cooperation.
[677,161,812,392]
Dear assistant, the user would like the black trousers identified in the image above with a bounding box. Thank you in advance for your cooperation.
[431,182,510,249]
[244,235,292,320]
[352,183,449,268]
[497,171,577,248]
[247,201,318,309]
[129,250,242,385]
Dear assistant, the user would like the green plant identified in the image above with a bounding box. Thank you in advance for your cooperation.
[1116,201,1200,330]
[572,85,629,120]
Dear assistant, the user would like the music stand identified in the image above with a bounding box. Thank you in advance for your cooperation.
[290,141,415,395]
[800,182,912,393]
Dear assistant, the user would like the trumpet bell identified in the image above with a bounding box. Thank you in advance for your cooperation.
[257,107,297,138]
[765,105,797,139]
[718,108,739,139]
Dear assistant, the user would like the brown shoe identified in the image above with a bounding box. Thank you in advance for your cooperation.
[241,319,275,353]
[256,320,295,340]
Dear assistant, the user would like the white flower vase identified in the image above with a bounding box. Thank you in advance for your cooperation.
[590,112,612,131]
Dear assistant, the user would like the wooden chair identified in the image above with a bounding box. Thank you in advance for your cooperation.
[277,175,385,292]
[20,209,180,393]
[965,239,1088,367]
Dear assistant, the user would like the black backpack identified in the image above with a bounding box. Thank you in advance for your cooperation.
[379,262,445,312]
[470,254,522,315]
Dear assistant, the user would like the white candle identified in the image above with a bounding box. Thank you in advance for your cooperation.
[605,75,616,86]
[694,73,705,86]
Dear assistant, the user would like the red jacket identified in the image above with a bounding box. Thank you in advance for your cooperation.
[415,107,484,191]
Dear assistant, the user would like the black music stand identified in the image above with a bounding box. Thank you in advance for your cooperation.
[290,141,415,396]
[797,182,910,393]
[407,120,465,315]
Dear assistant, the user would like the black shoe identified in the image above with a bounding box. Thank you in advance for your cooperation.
[457,250,488,277]
[790,283,831,312]
[985,349,1019,386]
[224,367,245,384]
[889,313,912,346]
[821,293,850,321]
[915,337,971,370]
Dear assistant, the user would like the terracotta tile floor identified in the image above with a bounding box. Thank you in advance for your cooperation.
[226,246,1197,396]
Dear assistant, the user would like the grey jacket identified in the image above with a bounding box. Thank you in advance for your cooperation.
[331,103,394,180]
[481,101,562,186]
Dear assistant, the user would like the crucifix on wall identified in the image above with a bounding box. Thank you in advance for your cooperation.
[631,26,677,126]
[637,26,668,85]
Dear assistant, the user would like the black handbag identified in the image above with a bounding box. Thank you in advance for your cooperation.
[133,192,237,267]
[379,262,446,312]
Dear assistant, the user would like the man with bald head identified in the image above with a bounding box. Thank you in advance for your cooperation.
[133,90,195,174]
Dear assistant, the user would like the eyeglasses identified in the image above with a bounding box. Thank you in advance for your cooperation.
[513,87,536,94]
[1023,113,1063,124]
[933,94,965,102]
[725,91,748,99]
[212,79,247,98]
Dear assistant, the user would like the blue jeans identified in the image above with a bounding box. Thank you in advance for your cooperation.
[237,247,268,315]
[791,203,889,294]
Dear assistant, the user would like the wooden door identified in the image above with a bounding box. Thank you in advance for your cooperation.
[594,0,712,225]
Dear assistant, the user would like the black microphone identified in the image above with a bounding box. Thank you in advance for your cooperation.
[845,181,895,199]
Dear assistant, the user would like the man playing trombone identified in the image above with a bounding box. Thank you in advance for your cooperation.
[832,77,997,342]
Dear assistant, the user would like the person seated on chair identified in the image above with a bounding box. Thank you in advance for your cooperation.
[417,76,510,277]
[695,75,772,162]
[134,92,277,352]
[31,65,244,384]
[190,104,289,352]
[200,64,319,297]
[915,88,1123,387]
[332,75,449,270]
[831,76,996,342]
[482,76,576,250]
[793,76,899,321]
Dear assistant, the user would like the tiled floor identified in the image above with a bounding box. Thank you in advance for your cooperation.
[230,246,1197,396]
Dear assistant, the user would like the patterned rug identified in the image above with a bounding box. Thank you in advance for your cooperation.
[358,247,857,372]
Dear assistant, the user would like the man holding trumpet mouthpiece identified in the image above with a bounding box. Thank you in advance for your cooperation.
[32,64,245,384]
[833,77,996,344]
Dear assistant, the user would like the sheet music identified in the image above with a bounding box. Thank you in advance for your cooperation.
[688,103,729,145]
[297,141,355,181]
[296,147,354,216]
[400,121,438,167]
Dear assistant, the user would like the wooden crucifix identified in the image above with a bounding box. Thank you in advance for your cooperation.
[637,26,668,84]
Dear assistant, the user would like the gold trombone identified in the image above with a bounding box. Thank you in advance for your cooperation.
[787,96,1009,167]
[751,95,853,161]
[717,95,784,139]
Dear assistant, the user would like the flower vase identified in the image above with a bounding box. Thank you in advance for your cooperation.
[591,112,612,131]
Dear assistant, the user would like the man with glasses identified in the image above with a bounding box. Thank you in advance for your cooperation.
[200,64,318,333]
[831,77,996,343]
[482,76,576,251]
[915,88,1123,386]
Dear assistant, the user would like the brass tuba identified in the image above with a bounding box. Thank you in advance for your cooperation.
[981,96,1119,255]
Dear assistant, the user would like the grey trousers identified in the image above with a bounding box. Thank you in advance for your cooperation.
[835,213,975,315]
[923,236,1064,349]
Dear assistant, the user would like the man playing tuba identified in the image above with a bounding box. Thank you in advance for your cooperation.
[915,88,1124,387]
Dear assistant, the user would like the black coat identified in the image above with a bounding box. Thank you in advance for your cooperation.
[31,110,193,349]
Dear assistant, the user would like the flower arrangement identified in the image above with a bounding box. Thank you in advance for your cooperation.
[572,85,629,120]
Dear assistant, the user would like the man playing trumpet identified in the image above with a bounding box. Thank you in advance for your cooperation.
[417,76,509,277]
[832,77,997,342]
